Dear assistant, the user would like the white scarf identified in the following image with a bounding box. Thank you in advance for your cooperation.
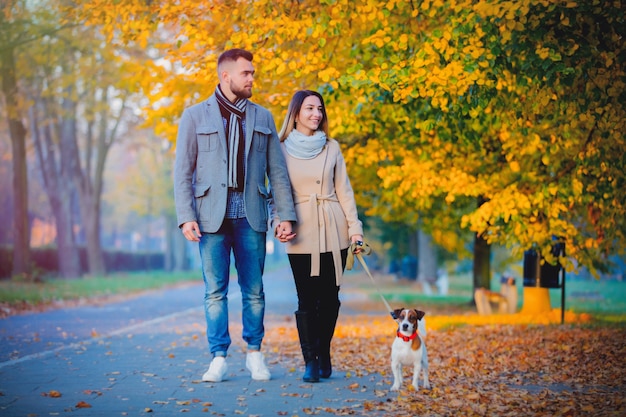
[284,130,327,159]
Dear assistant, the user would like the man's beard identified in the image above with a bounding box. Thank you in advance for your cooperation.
[231,82,252,99]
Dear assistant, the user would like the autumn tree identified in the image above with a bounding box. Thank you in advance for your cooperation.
[4,0,145,278]
[337,0,625,307]
[103,131,183,271]
[0,37,30,277]
[0,1,62,277]
[72,1,625,295]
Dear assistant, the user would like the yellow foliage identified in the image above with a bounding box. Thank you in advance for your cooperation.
[426,309,591,329]
[66,0,626,274]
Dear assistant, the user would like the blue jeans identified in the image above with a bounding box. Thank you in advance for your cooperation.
[198,218,267,357]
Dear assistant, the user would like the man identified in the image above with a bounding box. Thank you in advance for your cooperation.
[174,49,296,382]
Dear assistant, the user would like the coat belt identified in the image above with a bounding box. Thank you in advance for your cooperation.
[295,193,343,283]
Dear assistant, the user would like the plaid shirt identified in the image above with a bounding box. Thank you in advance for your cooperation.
[225,117,246,219]
[226,190,246,219]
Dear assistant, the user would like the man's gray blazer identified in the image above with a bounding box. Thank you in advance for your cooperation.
[174,93,296,233]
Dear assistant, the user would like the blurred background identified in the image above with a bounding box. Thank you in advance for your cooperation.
[1,1,624,304]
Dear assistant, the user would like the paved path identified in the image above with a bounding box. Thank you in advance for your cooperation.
[0,260,390,417]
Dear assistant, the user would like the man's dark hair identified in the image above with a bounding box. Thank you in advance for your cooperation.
[218,49,253,66]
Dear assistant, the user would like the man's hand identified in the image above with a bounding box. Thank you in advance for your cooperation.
[275,221,296,243]
[182,221,201,242]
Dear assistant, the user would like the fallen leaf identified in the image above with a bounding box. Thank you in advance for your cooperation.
[75,401,91,408]
[42,390,62,398]
[261,312,626,416]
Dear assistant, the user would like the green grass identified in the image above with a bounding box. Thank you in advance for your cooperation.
[551,278,626,314]
[346,270,626,319]
[3,260,625,322]
[0,259,292,306]
[0,270,199,304]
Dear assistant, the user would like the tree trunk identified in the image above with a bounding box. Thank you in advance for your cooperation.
[473,198,491,293]
[417,229,437,284]
[30,103,81,279]
[78,125,106,277]
[79,97,114,276]
[473,233,491,289]
[58,89,94,278]
[78,88,123,276]
[55,188,82,278]
[80,198,105,275]
[1,45,32,278]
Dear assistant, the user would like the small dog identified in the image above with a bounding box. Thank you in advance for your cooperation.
[390,308,430,391]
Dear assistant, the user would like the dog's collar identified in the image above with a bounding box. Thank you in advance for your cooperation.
[397,331,417,342]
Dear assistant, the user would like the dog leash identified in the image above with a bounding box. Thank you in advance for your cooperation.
[347,241,397,321]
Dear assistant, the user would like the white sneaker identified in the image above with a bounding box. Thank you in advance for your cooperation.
[202,356,228,382]
[246,351,271,381]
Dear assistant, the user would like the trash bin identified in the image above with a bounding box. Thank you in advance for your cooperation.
[523,243,564,289]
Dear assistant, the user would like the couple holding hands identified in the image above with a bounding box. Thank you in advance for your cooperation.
[174,48,363,384]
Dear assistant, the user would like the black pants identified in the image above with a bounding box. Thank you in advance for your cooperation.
[288,249,348,312]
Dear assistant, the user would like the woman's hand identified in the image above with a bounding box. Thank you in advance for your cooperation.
[351,235,364,254]
[275,221,296,243]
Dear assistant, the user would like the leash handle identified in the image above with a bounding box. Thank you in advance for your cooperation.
[346,241,371,270]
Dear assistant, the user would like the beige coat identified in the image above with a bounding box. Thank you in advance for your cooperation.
[276,138,363,284]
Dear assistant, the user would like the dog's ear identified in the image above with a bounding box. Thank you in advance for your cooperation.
[392,308,404,320]
[415,309,426,321]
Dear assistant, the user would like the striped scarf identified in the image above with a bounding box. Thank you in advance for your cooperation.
[215,86,247,190]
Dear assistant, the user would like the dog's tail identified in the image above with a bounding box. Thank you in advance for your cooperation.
[418,317,427,338]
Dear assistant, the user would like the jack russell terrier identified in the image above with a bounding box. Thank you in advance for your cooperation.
[390,308,430,391]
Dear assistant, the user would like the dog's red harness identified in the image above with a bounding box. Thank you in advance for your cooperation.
[397,331,417,342]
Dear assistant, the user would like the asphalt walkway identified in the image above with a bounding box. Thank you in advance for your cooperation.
[0,260,392,417]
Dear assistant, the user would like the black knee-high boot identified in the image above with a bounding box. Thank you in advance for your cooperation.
[295,310,320,382]
[318,301,340,378]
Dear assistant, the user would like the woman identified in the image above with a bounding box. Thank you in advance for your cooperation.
[274,90,364,382]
